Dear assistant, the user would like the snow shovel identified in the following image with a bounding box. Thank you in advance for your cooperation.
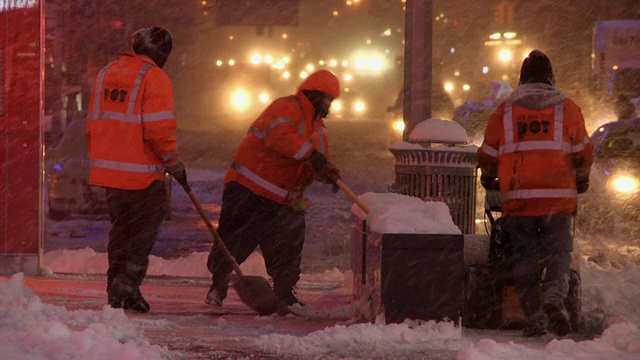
[335,179,370,215]
[184,189,288,316]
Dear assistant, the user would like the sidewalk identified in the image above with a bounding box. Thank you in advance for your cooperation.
[10,269,626,360]
[22,273,361,359]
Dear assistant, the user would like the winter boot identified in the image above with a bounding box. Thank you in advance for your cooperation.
[108,277,150,313]
[205,287,227,306]
[278,286,305,307]
[124,296,151,313]
[544,301,571,336]
[522,311,548,337]
[124,287,150,313]
[108,277,134,309]
[543,279,571,336]
[205,275,229,306]
[522,322,548,337]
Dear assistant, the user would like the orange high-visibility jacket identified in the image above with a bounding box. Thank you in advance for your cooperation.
[87,52,179,190]
[478,86,594,216]
[224,92,334,204]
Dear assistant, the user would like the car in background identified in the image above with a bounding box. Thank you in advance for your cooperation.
[452,82,513,139]
[46,111,172,221]
[330,89,368,120]
[576,119,640,233]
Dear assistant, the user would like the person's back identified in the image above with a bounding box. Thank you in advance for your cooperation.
[477,49,593,338]
[478,52,593,217]
[87,27,179,190]
[87,27,189,313]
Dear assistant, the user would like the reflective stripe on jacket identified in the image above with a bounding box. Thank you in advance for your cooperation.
[478,98,594,216]
[224,93,331,204]
[87,52,179,190]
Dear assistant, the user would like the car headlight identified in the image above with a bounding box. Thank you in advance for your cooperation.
[331,100,343,112]
[392,118,405,133]
[609,175,639,194]
[353,100,366,113]
[258,91,270,104]
[230,88,251,112]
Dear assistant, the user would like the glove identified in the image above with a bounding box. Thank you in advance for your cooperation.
[577,177,589,194]
[166,161,190,191]
[323,166,341,192]
[480,174,499,191]
[307,150,328,173]
[314,162,340,184]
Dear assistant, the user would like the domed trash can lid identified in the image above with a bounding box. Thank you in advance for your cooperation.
[408,118,468,147]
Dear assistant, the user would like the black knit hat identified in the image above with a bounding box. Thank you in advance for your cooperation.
[519,49,555,86]
[132,27,173,68]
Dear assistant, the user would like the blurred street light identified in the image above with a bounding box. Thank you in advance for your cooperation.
[498,49,512,63]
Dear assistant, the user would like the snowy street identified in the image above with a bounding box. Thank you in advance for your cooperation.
[21,273,356,359]
[17,269,608,360]
[6,256,640,359]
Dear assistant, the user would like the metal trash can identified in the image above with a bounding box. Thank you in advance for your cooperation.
[350,197,465,324]
[389,120,478,234]
[366,231,464,323]
[350,213,367,300]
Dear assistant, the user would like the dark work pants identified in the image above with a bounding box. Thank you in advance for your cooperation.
[507,213,573,319]
[207,182,305,298]
[106,180,167,296]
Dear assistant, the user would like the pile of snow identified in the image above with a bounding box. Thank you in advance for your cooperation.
[352,192,461,234]
[0,273,168,360]
[24,250,640,359]
[388,141,479,152]
[255,318,465,358]
[408,118,468,144]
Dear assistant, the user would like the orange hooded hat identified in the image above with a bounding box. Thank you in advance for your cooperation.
[297,70,340,98]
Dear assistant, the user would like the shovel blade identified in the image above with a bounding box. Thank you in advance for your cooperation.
[233,275,289,316]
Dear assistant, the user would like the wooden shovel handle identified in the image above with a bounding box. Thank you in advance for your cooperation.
[335,179,370,215]
[186,190,244,276]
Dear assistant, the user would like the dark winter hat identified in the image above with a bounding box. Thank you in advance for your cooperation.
[519,49,555,86]
[132,27,173,68]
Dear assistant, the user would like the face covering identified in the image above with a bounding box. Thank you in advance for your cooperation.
[316,98,332,119]
[304,90,333,119]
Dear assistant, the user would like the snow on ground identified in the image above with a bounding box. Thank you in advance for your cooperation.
[0,273,168,359]
[3,254,640,359]
[1,166,636,359]
[8,119,640,359]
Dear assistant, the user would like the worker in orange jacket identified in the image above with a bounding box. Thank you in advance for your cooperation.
[87,27,189,313]
[206,70,341,308]
[477,50,593,337]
